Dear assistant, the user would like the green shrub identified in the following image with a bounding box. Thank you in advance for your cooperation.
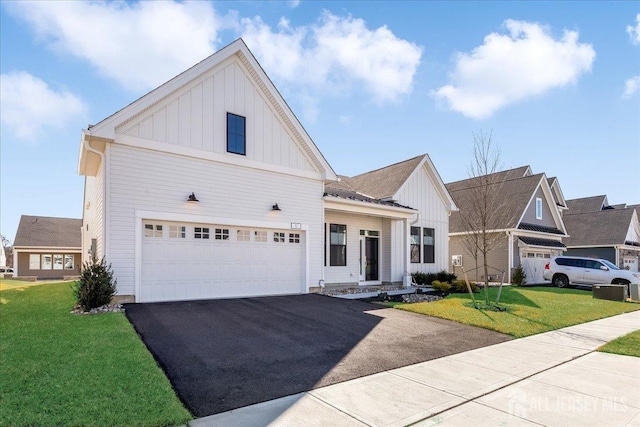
[512,266,527,286]
[412,271,457,287]
[431,280,452,292]
[73,257,117,311]
[436,270,457,283]
[451,279,479,293]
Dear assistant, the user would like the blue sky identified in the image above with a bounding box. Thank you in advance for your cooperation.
[1,1,639,242]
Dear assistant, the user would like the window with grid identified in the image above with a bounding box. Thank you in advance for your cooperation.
[144,224,163,237]
[215,228,229,240]
[237,230,250,241]
[169,225,186,238]
[274,232,285,243]
[195,227,210,239]
[254,230,267,242]
[289,233,300,243]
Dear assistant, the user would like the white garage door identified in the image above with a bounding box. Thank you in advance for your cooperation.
[520,252,551,284]
[141,221,305,302]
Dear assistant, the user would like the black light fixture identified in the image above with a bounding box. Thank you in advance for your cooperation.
[272,203,281,211]
[188,192,199,203]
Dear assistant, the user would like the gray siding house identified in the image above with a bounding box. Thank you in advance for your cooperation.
[446,166,568,284]
[564,196,640,272]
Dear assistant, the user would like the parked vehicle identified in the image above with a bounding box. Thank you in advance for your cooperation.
[543,256,640,289]
[0,267,14,278]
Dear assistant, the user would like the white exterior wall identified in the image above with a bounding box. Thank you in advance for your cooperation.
[82,163,105,262]
[395,165,451,274]
[118,58,316,174]
[107,144,324,297]
[323,211,388,285]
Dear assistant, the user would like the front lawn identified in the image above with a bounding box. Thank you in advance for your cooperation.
[391,286,640,338]
[0,281,191,427]
[598,330,640,357]
[0,277,50,291]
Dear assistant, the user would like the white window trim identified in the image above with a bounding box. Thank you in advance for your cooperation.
[535,197,543,220]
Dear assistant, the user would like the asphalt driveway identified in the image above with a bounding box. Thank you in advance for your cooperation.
[125,294,511,417]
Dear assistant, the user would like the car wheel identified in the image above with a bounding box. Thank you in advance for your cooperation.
[553,274,569,288]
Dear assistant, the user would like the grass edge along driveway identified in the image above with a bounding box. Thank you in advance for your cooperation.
[390,286,640,338]
[598,330,640,357]
[0,281,191,427]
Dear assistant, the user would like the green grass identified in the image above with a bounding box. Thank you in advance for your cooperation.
[391,286,640,338]
[0,282,191,426]
[599,330,640,357]
[0,277,54,291]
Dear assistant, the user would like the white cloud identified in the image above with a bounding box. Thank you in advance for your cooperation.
[7,1,222,91]
[241,11,422,119]
[623,75,640,97]
[289,0,301,8]
[627,13,640,44]
[0,72,86,140]
[433,20,595,119]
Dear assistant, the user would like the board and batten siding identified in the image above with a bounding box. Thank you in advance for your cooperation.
[521,186,556,228]
[107,144,323,296]
[323,211,391,285]
[117,57,316,174]
[82,162,105,263]
[394,165,451,274]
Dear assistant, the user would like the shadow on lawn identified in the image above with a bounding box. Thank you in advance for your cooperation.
[453,287,542,309]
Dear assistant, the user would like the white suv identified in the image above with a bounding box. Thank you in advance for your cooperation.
[543,256,640,288]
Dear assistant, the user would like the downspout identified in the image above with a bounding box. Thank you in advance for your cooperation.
[82,133,106,260]
[507,231,513,284]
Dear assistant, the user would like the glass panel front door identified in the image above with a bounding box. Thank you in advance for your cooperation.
[365,237,379,281]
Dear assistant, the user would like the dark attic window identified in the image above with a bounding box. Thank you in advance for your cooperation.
[227,112,246,155]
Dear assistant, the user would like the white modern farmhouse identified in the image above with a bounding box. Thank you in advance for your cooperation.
[79,39,456,303]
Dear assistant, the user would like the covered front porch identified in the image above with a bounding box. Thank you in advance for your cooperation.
[323,195,416,288]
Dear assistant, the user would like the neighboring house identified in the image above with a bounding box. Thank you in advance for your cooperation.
[78,39,456,303]
[447,166,568,284]
[547,176,568,217]
[12,215,82,279]
[563,196,640,272]
[0,245,5,268]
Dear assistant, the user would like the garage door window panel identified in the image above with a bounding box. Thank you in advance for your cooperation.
[237,230,250,241]
[215,229,229,240]
[274,232,285,243]
[255,230,267,242]
[289,233,300,243]
[145,224,163,238]
[170,225,186,238]
[195,227,210,239]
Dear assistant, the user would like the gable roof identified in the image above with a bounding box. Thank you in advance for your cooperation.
[566,195,608,214]
[79,38,336,181]
[447,173,545,233]
[342,154,426,199]
[326,154,457,211]
[563,208,637,247]
[547,176,567,208]
[14,216,82,248]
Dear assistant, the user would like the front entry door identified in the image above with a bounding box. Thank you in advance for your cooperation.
[360,235,379,282]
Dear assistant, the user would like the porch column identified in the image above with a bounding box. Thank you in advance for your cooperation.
[13,250,18,276]
[403,218,411,287]
[507,231,513,284]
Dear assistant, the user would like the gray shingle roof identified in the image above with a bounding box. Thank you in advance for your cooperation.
[445,166,531,193]
[336,154,426,199]
[519,237,566,248]
[324,188,414,210]
[14,215,82,248]
[566,195,607,214]
[446,172,543,233]
[563,208,635,247]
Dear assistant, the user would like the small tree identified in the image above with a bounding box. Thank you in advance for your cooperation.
[512,266,527,286]
[73,257,117,311]
[456,131,512,305]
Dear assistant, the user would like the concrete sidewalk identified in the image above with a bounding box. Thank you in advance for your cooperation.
[189,311,640,427]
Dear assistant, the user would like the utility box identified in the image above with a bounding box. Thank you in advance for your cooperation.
[592,284,628,302]
[629,283,640,302]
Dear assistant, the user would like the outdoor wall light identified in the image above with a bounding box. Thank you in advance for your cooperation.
[272,203,281,211]
[187,192,199,203]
